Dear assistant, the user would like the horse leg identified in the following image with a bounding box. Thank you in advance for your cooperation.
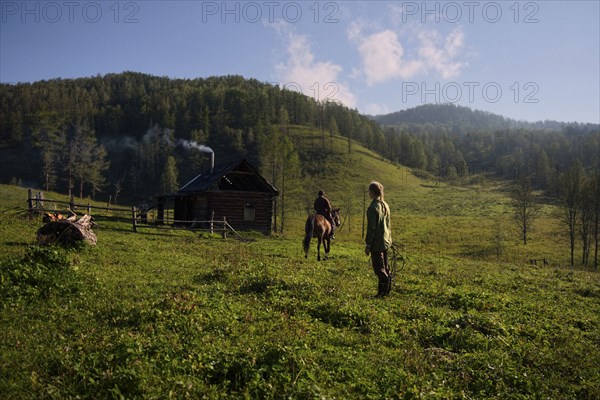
[317,236,322,261]
[304,216,315,258]
[324,237,330,260]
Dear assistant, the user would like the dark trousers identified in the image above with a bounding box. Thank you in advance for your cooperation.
[371,250,391,296]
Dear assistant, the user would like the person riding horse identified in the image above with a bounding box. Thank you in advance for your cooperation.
[314,190,336,239]
[304,205,341,261]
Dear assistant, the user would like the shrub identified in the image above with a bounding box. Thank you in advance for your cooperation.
[0,245,79,303]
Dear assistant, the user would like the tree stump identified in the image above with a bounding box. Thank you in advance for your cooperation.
[37,214,97,246]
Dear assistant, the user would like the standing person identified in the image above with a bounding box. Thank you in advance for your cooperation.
[365,181,393,297]
[314,190,336,239]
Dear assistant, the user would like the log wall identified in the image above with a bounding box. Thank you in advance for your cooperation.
[174,191,275,233]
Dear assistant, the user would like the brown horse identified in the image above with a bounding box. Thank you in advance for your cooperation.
[303,208,341,261]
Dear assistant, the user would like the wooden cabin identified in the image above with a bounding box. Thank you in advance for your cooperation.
[173,159,278,234]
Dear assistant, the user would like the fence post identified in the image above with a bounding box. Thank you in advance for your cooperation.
[27,189,33,212]
[132,206,138,233]
[222,216,227,239]
[140,201,148,224]
[87,202,91,215]
[69,193,75,211]
[210,211,215,235]
[106,196,111,215]
[157,196,164,225]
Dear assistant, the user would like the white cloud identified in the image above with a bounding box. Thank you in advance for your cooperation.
[275,31,357,108]
[356,29,424,85]
[349,22,466,85]
[418,29,465,79]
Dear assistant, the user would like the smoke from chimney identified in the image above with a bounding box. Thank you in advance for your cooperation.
[141,127,215,173]
[175,139,214,173]
[175,139,213,154]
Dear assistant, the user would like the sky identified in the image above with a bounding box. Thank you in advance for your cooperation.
[1,1,599,123]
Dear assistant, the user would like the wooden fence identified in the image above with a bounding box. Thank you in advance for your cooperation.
[27,189,131,217]
[27,190,243,240]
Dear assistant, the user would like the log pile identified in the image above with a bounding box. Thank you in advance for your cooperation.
[37,214,97,246]
[42,211,76,223]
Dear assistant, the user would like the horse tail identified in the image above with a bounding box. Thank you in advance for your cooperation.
[303,215,315,257]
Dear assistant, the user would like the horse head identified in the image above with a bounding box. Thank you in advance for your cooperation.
[331,208,341,227]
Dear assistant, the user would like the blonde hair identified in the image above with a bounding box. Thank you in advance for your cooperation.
[368,181,385,201]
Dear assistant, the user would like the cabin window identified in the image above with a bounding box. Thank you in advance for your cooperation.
[244,203,255,221]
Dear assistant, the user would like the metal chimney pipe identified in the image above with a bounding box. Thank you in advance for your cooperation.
[210,151,215,174]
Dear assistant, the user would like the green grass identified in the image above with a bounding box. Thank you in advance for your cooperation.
[1,133,599,398]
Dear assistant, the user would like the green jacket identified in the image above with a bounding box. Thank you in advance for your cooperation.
[365,198,392,252]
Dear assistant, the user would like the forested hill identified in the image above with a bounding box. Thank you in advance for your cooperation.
[371,103,598,191]
[372,103,587,133]
[0,72,383,201]
[1,73,598,204]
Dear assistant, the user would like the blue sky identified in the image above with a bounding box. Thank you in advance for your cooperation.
[1,1,599,123]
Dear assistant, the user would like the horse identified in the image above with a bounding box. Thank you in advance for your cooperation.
[303,208,341,261]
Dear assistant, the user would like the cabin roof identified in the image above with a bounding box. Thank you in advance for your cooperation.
[176,159,278,195]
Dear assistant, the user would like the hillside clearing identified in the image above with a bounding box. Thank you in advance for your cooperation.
[1,147,599,398]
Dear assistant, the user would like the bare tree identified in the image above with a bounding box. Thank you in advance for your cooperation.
[579,177,595,266]
[558,163,585,267]
[510,176,541,245]
[113,167,128,205]
[588,170,600,270]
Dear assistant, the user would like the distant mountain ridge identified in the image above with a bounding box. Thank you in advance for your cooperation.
[369,102,598,193]
[371,103,595,133]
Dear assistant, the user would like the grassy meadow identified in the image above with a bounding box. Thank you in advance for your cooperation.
[1,135,599,399]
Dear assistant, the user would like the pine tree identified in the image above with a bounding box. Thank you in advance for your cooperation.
[534,150,551,187]
[37,126,66,191]
[66,122,109,198]
[88,144,110,200]
[160,156,179,194]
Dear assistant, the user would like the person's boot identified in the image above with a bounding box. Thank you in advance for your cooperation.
[385,275,392,296]
[375,279,386,298]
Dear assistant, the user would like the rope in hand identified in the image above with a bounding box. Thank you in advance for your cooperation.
[389,242,408,281]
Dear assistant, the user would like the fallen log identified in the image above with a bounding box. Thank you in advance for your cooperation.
[37,214,97,246]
